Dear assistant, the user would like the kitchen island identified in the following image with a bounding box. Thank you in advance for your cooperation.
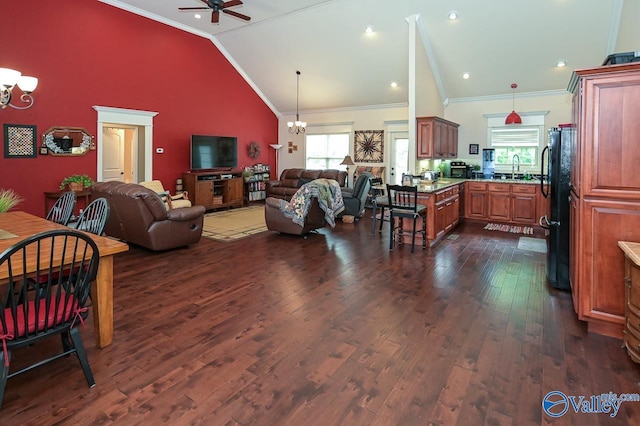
[396,178,545,247]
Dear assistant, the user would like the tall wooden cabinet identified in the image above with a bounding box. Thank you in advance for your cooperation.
[568,63,640,338]
[416,117,459,159]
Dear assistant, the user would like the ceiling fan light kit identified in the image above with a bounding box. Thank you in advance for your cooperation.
[178,0,251,24]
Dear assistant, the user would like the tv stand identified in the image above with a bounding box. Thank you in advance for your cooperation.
[182,171,243,211]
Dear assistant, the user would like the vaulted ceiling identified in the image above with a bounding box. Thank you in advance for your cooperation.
[104,0,637,114]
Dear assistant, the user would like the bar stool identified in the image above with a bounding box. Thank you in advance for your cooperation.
[370,179,389,235]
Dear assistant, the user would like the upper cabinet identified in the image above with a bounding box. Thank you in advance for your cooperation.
[416,117,459,159]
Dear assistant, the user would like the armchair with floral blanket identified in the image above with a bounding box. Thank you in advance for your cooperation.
[264,178,345,235]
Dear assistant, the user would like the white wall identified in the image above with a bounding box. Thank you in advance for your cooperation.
[445,91,573,172]
[276,90,573,178]
[277,105,408,181]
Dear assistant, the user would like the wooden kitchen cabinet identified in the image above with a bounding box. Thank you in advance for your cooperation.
[568,63,640,338]
[416,116,459,159]
[406,183,462,246]
[464,181,539,225]
[511,184,538,224]
[487,183,510,221]
[465,182,487,219]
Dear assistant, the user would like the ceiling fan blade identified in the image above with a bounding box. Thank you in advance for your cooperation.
[211,10,220,23]
[178,7,210,10]
[223,9,251,21]
[222,0,243,7]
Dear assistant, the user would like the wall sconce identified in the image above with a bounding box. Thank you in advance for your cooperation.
[0,68,38,110]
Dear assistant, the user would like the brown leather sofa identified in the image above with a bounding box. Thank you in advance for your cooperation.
[266,168,347,201]
[91,181,206,251]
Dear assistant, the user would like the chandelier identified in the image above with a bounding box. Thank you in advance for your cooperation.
[287,70,307,134]
[0,68,38,110]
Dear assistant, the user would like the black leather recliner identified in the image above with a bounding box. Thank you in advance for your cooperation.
[339,172,372,219]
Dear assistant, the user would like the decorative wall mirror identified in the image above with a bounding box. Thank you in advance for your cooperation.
[42,126,95,156]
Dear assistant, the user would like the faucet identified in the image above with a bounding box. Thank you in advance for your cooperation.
[511,154,520,179]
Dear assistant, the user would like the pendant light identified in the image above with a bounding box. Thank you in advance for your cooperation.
[505,83,522,125]
[287,71,307,134]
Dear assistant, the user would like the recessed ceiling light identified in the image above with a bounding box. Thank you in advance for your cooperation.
[365,25,374,34]
[194,13,202,19]
[448,10,458,20]
[556,59,567,68]
[462,72,470,79]
[390,81,398,88]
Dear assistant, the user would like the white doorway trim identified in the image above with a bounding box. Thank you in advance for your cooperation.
[93,106,158,182]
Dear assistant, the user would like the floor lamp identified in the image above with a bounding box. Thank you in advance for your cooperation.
[269,144,283,178]
[340,155,355,187]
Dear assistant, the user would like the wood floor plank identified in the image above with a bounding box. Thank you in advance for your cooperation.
[1,220,639,425]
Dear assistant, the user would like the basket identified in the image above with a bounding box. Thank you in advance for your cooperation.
[342,215,355,224]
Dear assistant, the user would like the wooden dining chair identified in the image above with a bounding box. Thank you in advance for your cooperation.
[0,229,99,410]
[45,191,76,225]
[386,184,427,253]
[74,198,110,236]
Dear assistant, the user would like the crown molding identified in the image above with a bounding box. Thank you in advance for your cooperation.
[282,102,409,116]
[449,89,570,104]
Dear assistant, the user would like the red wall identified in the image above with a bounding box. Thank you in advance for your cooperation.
[0,0,277,216]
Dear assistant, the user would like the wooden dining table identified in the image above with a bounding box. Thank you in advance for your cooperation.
[0,211,129,348]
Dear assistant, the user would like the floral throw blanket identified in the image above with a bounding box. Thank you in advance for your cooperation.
[279,178,345,227]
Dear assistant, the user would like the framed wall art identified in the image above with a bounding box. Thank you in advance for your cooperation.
[469,143,479,155]
[354,130,384,163]
[4,124,37,158]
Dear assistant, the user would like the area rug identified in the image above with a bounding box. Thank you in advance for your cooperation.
[202,205,267,242]
[484,222,534,235]
[517,237,548,253]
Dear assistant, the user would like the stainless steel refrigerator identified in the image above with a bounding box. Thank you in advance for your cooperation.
[539,126,573,290]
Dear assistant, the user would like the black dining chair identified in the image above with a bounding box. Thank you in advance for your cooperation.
[386,184,427,253]
[45,191,76,226]
[370,177,390,235]
[74,198,110,236]
[0,229,99,410]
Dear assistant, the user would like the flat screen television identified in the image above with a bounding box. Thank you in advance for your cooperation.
[190,135,238,170]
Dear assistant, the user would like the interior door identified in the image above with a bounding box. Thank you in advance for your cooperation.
[102,127,125,182]
[390,132,409,185]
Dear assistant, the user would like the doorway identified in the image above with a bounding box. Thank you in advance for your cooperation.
[93,106,158,183]
[389,132,409,185]
[102,125,140,183]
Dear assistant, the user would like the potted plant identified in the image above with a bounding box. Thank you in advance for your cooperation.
[59,174,94,191]
[242,168,253,182]
[0,189,23,213]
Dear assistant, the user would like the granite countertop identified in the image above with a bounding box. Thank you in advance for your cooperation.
[619,241,640,266]
[414,178,544,194]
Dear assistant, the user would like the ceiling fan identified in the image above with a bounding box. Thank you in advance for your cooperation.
[179,0,251,24]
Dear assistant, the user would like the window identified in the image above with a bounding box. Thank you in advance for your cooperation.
[490,126,541,166]
[305,133,350,169]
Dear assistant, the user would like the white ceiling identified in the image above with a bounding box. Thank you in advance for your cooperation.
[103,0,633,115]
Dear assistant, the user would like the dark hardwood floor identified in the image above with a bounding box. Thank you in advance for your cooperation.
[2,215,640,425]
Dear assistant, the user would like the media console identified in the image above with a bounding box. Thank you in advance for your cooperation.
[182,170,243,211]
